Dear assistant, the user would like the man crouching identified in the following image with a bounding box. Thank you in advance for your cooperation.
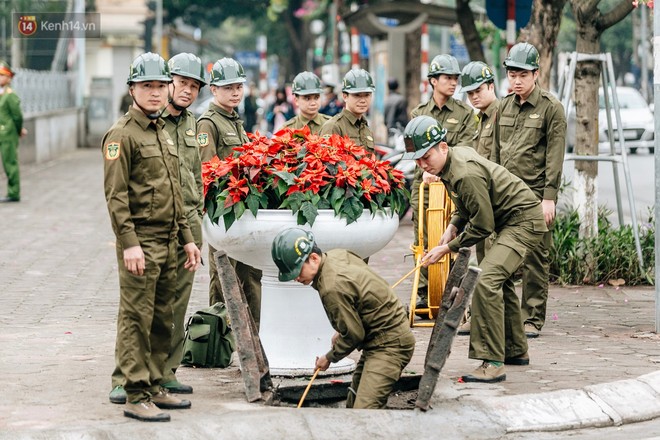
[271,228,415,409]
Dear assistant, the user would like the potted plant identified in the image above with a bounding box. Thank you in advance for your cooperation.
[202,126,409,231]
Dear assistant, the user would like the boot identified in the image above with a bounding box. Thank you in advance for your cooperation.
[109,385,126,404]
[162,380,193,394]
[504,352,530,366]
[124,400,170,422]
[152,389,192,409]
[461,361,506,383]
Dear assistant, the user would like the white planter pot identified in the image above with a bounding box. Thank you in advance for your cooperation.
[203,209,399,376]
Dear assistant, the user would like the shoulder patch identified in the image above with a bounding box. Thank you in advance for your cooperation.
[104,142,121,161]
[197,132,209,147]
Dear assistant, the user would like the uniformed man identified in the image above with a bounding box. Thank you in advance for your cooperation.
[456,61,500,335]
[271,228,415,408]
[281,71,330,134]
[409,54,476,308]
[0,60,27,203]
[495,43,567,338]
[108,53,207,404]
[403,116,547,382]
[103,52,202,422]
[319,69,375,153]
[197,57,262,325]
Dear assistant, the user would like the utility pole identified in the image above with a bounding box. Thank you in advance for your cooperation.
[653,2,660,332]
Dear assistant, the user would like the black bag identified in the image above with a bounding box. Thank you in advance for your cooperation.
[181,302,235,368]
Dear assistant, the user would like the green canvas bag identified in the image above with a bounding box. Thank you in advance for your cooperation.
[181,302,235,368]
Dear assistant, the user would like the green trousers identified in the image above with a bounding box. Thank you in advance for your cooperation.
[520,229,552,330]
[208,245,262,329]
[0,138,20,199]
[469,211,546,362]
[346,331,415,409]
[113,232,177,403]
[162,214,202,384]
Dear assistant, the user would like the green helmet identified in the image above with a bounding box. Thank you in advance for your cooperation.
[402,116,447,160]
[292,71,322,95]
[503,42,540,71]
[271,228,315,282]
[460,61,495,92]
[428,54,461,78]
[342,69,375,94]
[168,52,207,86]
[209,57,246,86]
[127,52,171,84]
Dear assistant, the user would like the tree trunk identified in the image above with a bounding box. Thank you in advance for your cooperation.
[283,9,311,79]
[570,0,634,282]
[405,26,422,115]
[520,0,567,90]
[456,0,485,62]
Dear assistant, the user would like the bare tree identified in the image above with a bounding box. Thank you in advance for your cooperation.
[456,0,485,62]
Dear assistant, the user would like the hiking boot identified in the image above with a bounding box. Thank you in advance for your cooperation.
[504,352,530,366]
[124,400,170,422]
[152,389,192,410]
[524,323,540,338]
[109,385,126,404]
[457,318,470,335]
[162,380,193,394]
[461,361,506,383]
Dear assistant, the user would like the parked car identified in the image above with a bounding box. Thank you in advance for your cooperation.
[567,86,654,155]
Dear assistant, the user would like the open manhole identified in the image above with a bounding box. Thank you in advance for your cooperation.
[270,374,421,409]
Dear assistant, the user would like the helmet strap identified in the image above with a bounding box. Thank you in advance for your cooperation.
[168,83,187,112]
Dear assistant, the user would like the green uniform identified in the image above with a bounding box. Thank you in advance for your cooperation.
[103,107,194,404]
[313,249,415,409]
[495,86,566,331]
[197,102,262,325]
[409,97,476,290]
[0,86,23,200]
[473,98,500,263]
[162,108,203,382]
[280,112,330,135]
[319,108,375,153]
[438,146,547,362]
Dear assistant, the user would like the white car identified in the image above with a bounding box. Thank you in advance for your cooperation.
[567,86,654,155]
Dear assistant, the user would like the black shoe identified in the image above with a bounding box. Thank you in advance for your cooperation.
[162,380,193,394]
[0,196,19,203]
[504,353,530,366]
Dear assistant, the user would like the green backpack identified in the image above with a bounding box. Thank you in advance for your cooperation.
[181,302,235,368]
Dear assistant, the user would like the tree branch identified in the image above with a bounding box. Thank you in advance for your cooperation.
[597,0,634,32]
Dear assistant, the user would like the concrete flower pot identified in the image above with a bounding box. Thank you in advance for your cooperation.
[203,209,399,376]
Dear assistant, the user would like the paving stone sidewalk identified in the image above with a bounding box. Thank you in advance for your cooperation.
[1,148,659,438]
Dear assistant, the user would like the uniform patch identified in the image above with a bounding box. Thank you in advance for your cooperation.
[104,142,120,160]
[529,114,540,119]
[185,128,195,136]
[446,118,459,124]
[197,132,209,147]
[226,132,236,136]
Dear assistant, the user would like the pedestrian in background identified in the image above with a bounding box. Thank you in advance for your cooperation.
[319,83,343,117]
[403,116,546,383]
[409,54,476,310]
[496,42,567,339]
[102,52,201,422]
[383,77,408,131]
[197,58,262,326]
[319,68,376,153]
[271,228,415,409]
[0,60,27,203]
[266,86,295,134]
[281,71,330,134]
[243,82,259,132]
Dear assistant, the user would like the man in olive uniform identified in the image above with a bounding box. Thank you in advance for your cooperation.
[108,53,207,404]
[281,71,330,134]
[410,54,476,308]
[495,43,567,338]
[319,69,376,154]
[103,53,202,422]
[0,61,27,203]
[271,228,415,408]
[403,116,546,382]
[456,61,500,335]
[197,57,262,326]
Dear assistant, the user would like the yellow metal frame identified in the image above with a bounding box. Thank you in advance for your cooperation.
[409,182,454,327]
